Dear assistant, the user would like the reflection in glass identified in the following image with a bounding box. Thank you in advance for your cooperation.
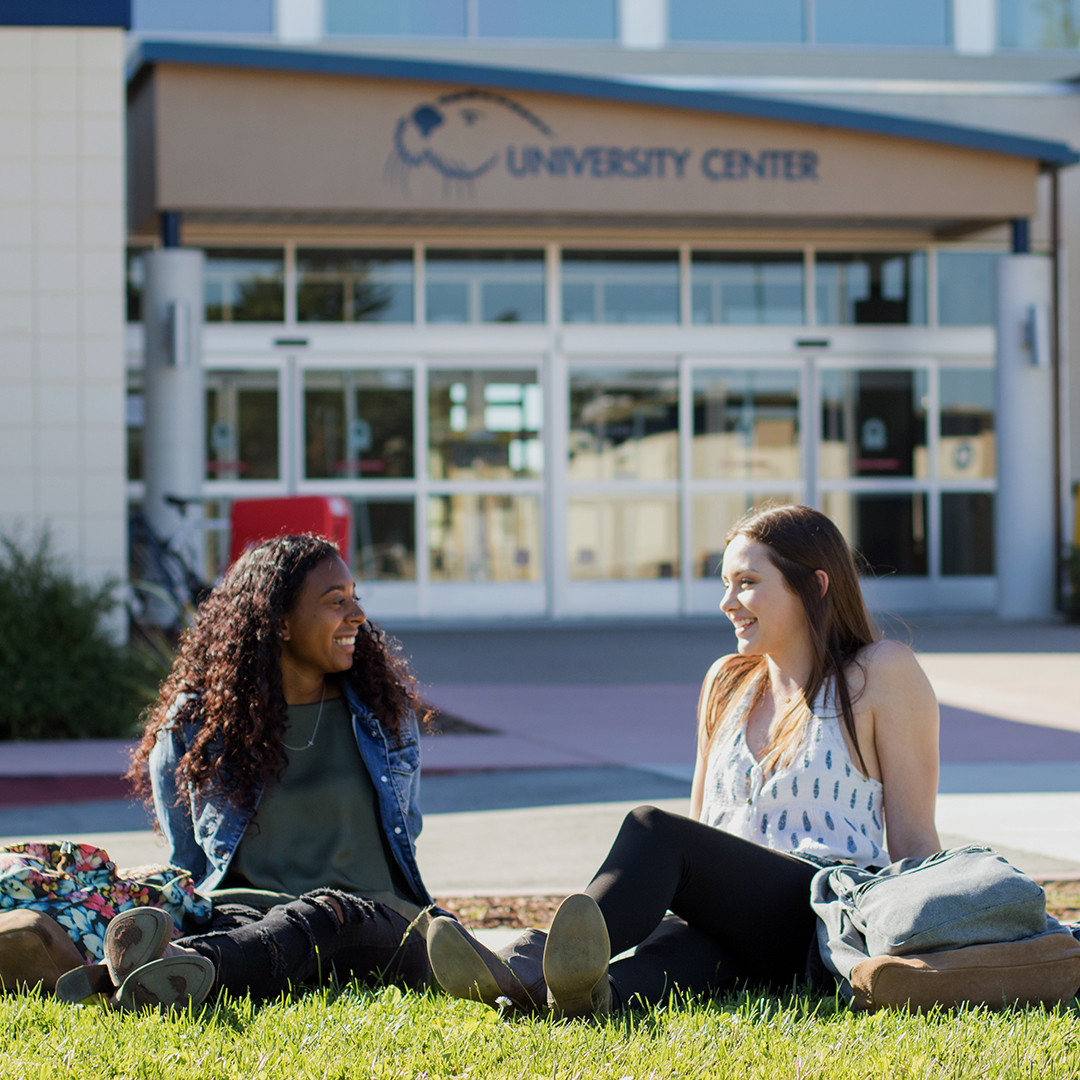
[819,369,928,479]
[937,252,998,326]
[326,0,466,35]
[126,248,148,322]
[479,0,616,37]
[428,494,541,581]
[814,0,949,45]
[562,251,679,324]
[353,499,416,581]
[691,252,804,325]
[429,369,542,480]
[821,492,928,576]
[297,249,413,323]
[304,370,414,480]
[205,371,279,480]
[942,493,994,576]
[815,252,926,325]
[127,377,144,481]
[425,250,544,324]
[569,495,679,580]
[939,368,995,480]
[693,494,799,578]
[693,369,801,480]
[569,368,678,481]
[204,249,284,323]
[670,0,805,41]
[999,0,1080,47]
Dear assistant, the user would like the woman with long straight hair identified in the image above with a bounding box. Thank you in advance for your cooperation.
[59,534,435,1010]
[426,504,941,1017]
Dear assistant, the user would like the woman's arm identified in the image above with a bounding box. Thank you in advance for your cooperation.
[148,720,209,881]
[864,640,941,862]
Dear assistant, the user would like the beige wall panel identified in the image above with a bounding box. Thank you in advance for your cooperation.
[150,65,1038,224]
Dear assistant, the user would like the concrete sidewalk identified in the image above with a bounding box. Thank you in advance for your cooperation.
[1,616,1079,891]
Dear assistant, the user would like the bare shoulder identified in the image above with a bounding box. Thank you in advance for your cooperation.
[854,639,937,705]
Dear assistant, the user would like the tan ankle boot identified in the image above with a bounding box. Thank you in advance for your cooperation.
[543,894,612,1019]
[426,918,547,1013]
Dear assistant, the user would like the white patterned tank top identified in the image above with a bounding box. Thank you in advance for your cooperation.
[699,673,887,868]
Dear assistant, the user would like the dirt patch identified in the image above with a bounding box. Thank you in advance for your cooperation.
[436,884,1080,931]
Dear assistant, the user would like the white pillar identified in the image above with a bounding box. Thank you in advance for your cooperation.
[996,254,1055,619]
[276,0,324,42]
[143,249,205,577]
[620,0,666,49]
[953,0,996,55]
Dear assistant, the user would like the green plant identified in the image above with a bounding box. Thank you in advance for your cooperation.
[0,530,151,740]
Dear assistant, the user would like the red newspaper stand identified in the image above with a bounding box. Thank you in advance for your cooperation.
[229,496,352,566]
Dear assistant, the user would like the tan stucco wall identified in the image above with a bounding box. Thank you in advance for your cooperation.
[134,63,1038,230]
[0,27,127,621]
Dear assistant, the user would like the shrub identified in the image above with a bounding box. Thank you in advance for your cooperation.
[0,531,152,740]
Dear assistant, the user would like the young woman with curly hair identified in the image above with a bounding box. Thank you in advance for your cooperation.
[425,505,940,1018]
[59,534,435,1010]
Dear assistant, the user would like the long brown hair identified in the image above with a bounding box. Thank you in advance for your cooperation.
[128,534,425,815]
[701,504,876,776]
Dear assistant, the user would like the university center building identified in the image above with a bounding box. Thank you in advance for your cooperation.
[124,43,1075,621]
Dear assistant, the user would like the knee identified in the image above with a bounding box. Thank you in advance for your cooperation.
[621,804,677,843]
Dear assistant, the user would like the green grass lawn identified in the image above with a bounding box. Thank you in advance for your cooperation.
[3,985,1080,1079]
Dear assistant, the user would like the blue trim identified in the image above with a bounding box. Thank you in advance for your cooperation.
[128,39,1080,167]
[1,0,129,27]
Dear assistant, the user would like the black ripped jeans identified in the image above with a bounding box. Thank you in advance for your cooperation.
[177,889,430,1002]
[589,807,819,1008]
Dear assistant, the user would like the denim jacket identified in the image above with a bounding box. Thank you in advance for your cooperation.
[148,681,432,906]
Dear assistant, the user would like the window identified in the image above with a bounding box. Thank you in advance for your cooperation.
[937,252,998,326]
[429,369,543,480]
[691,252,804,325]
[820,369,929,480]
[429,494,541,581]
[815,252,927,325]
[814,0,950,45]
[204,250,284,323]
[297,249,414,323]
[670,0,804,42]
[126,248,149,323]
[304,370,415,480]
[562,251,679,325]
[939,368,995,480]
[569,495,680,580]
[1000,0,1080,47]
[822,492,928,576]
[205,371,280,481]
[126,377,144,482]
[941,493,994,575]
[569,368,679,481]
[353,499,416,581]
[326,0,466,35]
[425,250,545,324]
[478,0,616,37]
[693,369,801,480]
[132,0,272,32]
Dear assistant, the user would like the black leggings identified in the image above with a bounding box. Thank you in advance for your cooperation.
[177,889,430,1002]
[588,807,819,1008]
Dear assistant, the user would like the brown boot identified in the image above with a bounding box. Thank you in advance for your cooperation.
[543,894,612,1019]
[426,918,547,1013]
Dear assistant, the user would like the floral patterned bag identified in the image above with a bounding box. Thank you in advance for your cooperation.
[0,842,212,963]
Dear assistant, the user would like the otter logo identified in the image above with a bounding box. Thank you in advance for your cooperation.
[386,89,553,196]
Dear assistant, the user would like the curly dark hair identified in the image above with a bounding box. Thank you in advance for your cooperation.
[128,534,425,816]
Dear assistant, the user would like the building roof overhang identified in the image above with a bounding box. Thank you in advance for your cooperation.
[128,39,1079,169]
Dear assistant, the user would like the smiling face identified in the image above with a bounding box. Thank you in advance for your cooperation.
[279,556,365,688]
[720,535,811,658]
